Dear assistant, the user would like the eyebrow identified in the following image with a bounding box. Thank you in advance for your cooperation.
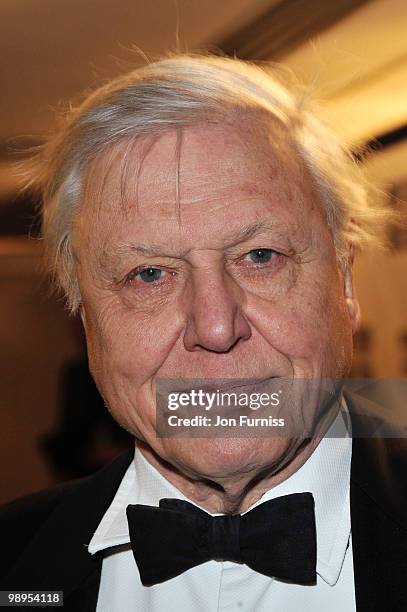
[113,219,282,259]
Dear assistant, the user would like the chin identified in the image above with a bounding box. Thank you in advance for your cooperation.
[162,436,292,482]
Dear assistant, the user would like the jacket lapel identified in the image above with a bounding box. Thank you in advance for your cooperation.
[346,391,407,612]
[4,448,135,612]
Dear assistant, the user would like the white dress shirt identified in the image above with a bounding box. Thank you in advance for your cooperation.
[88,407,356,611]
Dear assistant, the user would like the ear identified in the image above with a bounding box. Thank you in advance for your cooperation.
[343,242,361,335]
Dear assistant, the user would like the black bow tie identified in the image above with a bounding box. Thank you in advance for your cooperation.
[126,493,316,586]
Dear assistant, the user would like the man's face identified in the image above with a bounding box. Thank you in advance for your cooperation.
[73,117,359,483]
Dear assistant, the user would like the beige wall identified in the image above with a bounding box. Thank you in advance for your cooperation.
[0,239,82,503]
[354,249,407,377]
[353,140,407,378]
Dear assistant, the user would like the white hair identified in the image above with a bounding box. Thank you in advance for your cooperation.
[31,53,389,313]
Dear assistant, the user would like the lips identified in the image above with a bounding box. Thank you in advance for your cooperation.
[170,377,279,395]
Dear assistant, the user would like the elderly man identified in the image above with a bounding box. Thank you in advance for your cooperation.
[1,55,406,612]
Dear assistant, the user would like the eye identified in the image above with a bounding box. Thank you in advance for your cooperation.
[139,268,163,283]
[245,249,275,264]
[127,267,167,285]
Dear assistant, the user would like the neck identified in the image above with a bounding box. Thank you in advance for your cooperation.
[136,436,323,514]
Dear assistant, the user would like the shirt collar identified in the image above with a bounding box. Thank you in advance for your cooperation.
[88,400,352,587]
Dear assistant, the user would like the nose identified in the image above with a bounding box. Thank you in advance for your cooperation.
[183,268,252,353]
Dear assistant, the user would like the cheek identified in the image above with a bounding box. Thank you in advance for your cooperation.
[248,272,351,361]
[82,304,184,439]
[85,301,184,387]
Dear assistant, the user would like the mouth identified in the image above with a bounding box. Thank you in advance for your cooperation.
[169,376,280,395]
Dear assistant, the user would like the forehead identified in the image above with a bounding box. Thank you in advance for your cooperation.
[75,117,320,252]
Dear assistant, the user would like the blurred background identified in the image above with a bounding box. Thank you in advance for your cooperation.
[0,0,406,503]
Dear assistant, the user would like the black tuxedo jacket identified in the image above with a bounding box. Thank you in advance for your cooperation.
[1,391,406,612]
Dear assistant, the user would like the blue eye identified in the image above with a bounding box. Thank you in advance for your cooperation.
[247,249,274,264]
[138,268,163,283]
